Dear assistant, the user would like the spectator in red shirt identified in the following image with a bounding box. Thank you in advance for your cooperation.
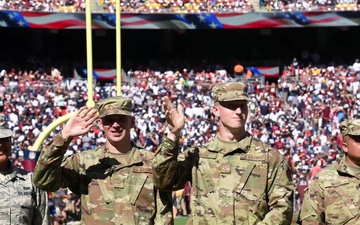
[322,103,331,123]
[274,137,285,150]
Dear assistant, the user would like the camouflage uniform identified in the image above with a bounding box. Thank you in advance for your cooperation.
[299,119,360,225]
[33,96,173,225]
[153,82,294,225]
[0,114,49,225]
[0,163,49,225]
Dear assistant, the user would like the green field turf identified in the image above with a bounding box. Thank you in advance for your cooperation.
[174,217,189,225]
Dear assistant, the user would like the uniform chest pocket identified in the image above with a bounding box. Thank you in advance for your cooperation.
[126,167,152,206]
[17,195,34,224]
[194,155,218,196]
[85,179,114,222]
[324,181,360,225]
[234,162,267,203]
[19,205,34,224]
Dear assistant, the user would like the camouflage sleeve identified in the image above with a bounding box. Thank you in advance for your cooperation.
[154,188,174,224]
[259,152,294,225]
[33,132,79,192]
[152,136,194,191]
[298,179,326,225]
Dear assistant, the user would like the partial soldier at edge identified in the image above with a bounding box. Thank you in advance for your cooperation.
[299,119,360,225]
[0,113,49,225]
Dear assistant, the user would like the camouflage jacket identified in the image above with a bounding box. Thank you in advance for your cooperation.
[153,133,294,225]
[33,132,173,225]
[299,156,360,225]
[0,162,49,225]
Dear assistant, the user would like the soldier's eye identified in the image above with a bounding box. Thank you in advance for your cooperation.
[350,135,360,142]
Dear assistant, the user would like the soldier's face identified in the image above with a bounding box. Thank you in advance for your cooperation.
[343,135,360,166]
[212,100,248,132]
[0,137,11,161]
[99,115,134,144]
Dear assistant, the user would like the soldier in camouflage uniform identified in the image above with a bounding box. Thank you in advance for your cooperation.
[299,119,360,225]
[153,82,294,225]
[0,113,49,225]
[33,96,173,225]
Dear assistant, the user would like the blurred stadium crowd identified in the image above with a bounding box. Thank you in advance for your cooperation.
[1,58,359,221]
[0,0,358,13]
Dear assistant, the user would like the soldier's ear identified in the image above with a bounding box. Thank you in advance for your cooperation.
[342,142,348,154]
[212,103,220,118]
[98,118,104,130]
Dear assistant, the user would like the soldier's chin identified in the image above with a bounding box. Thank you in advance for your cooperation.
[112,132,123,137]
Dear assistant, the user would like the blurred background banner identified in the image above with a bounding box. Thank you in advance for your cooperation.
[22,150,41,172]
[0,11,360,29]
[247,66,280,78]
[74,68,127,81]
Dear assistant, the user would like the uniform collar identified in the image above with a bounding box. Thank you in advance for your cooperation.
[99,143,144,171]
[205,132,252,155]
[0,161,27,184]
[336,155,360,180]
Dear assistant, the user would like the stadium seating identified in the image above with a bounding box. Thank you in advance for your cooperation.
[0,0,85,12]
[102,0,253,13]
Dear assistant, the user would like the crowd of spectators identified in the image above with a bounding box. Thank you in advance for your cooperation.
[263,0,359,11]
[0,0,253,12]
[0,0,85,12]
[49,189,81,225]
[1,58,360,221]
[105,0,253,13]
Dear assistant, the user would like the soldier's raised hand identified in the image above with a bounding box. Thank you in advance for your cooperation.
[162,96,185,136]
[62,107,99,139]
